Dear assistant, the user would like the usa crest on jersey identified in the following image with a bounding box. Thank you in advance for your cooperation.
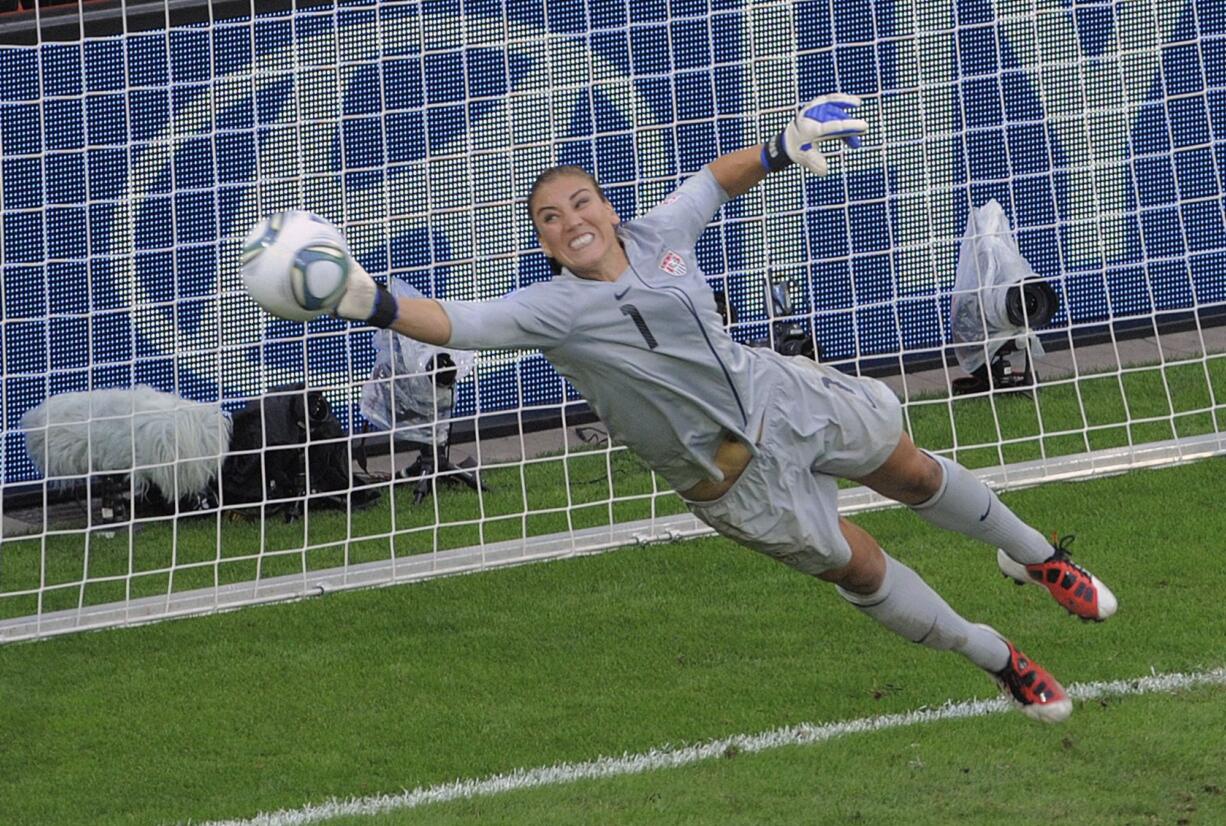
[660,250,687,276]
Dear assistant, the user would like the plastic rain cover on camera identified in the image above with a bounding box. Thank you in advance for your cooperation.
[951,199,1046,374]
[359,279,475,447]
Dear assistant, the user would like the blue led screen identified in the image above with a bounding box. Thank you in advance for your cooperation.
[1,0,1224,482]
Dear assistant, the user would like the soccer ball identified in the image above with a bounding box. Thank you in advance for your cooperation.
[240,211,351,322]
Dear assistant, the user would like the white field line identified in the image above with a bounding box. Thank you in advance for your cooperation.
[188,666,1226,826]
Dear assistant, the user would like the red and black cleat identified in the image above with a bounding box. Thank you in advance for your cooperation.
[981,626,1072,724]
[997,535,1118,622]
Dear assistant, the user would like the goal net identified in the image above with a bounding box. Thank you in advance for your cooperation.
[1,0,1222,641]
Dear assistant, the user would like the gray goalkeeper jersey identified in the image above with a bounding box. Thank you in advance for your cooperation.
[438,167,794,491]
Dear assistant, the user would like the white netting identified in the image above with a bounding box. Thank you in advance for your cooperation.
[0,0,1222,641]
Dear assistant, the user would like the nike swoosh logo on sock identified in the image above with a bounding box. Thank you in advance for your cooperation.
[979,495,993,522]
[614,287,630,300]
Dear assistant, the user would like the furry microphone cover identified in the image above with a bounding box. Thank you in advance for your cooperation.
[21,386,232,502]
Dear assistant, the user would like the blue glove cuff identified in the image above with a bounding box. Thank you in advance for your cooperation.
[761,130,793,173]
[367,285,399,329]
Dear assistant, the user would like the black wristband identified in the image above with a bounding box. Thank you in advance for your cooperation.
[761,130,793,173]
[367,285,399,329]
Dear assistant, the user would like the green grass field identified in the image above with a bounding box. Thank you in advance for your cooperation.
[2,457,1224,825]
[2,355,1223,622]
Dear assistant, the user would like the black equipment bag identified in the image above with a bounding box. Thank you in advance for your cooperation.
[219,384,381,516]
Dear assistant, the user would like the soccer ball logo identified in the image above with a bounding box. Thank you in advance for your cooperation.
[241,211,350,322]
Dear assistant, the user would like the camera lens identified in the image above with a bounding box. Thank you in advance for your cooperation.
[774,327,817,360]
[307,391,330,422]
[432,353,458,387]
[1005,280,1058,328]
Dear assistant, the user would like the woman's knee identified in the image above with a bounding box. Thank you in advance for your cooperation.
[855,435,944,505]
[819,518,886,593]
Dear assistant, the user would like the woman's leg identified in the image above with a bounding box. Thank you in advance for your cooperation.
[853,433,1116,621]
[854,433,1053,562]
[820,517,1009,672]
[822,517,1072,723]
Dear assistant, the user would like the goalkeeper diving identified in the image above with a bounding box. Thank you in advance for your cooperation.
[246,94,1117,723]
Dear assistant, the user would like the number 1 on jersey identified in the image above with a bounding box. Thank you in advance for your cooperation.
[620,304,659,350]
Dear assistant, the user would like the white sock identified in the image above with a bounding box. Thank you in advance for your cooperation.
[911,453,1052,565]
[837,552,1009,672]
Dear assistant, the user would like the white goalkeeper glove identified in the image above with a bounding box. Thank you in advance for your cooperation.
[761,93,868,176]
[334,259,400,329]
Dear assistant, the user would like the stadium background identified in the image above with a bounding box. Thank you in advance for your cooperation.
[1,0,1222,484]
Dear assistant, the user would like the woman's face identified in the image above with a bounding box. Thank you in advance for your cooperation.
[531,174,624,279]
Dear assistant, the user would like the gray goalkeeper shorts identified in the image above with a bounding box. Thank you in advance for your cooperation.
[685,358,903,576]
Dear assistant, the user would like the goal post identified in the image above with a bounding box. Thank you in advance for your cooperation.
[1,0,1223,642]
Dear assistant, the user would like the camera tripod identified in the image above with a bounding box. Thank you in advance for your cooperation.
[398,434,486,506]
[951,340,1040,396]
